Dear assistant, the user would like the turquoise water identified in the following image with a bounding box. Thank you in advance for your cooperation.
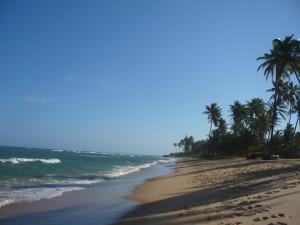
[0,146,171,208]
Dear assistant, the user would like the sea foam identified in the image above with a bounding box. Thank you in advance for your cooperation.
[0,186,84,208]
[0,158,61,164]
[102,158,175,178]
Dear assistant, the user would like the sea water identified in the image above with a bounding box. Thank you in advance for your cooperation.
[0,146,173,208]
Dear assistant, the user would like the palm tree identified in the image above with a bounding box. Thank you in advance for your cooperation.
[246,98,266,119]
[283,123,294,147]
[218,118,227,137]
[203,103,221,137]
[281,81,300,124]
[257,35,300,146]
[229,101,247,136]
[246,98,270,142]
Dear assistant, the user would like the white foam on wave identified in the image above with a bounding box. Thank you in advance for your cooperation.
[0,158,61,164]
[103,162,156,178]
[46,178,104,185]
[0,186,84,208]
[0,199,14,208]
[103,158,175,178]
[51,149,64,152]
[158,158,176,164]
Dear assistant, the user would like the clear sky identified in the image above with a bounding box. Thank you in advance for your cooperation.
[0,0,299,155]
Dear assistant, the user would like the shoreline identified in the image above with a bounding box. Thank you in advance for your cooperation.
[0,161,175,225]
[114,158,300,225]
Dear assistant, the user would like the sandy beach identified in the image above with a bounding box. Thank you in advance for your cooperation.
[114,158,300,225]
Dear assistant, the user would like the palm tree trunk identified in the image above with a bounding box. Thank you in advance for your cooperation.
[209,121,212,138]
[268,70,281,157]
[288,104,292,125]
[292,116,299,142]
[269,84,278,148]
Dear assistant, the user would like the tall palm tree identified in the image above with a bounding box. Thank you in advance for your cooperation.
[229,101,247,136]
[257,35,300,146]
[203,103,221,137]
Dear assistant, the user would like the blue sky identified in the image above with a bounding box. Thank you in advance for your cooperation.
[0,0,299,155]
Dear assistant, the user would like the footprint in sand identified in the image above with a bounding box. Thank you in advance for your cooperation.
[247,205,253,210]
[276,222,288,225]
[252,205,271,213]
[271,214,279,218]
[277,213,285,217]
[254,217,262,221]
[237,201,249,206]
[241,211,256,216]
[281,186,289,189]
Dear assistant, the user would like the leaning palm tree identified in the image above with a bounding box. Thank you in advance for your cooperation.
[203,103,221,137]
[257,35,300,146]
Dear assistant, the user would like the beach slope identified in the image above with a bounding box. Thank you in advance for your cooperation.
[115,158,300,225]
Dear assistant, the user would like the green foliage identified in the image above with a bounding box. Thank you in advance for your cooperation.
[174,136,194,154]
[203,103,222,137]
[172,35,300,160]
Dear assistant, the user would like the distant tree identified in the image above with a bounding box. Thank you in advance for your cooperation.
[246,98,270,142]
[281,81,300,124]
[174,136,194,154]
[246,98,266,119]
[283,123,294,147]
[229,101,247,136]
[217,118,227,137]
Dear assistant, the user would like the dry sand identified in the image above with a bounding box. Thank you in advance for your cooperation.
[114,158,300,225]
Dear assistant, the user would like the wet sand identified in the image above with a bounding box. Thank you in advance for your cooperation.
[114,158,300,225]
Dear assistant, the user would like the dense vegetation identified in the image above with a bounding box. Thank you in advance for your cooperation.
[173,35,300,159]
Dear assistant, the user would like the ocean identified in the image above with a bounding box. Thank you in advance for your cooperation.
[0,146,174,209]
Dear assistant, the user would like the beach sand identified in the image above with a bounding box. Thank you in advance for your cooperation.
[114,158,300,225]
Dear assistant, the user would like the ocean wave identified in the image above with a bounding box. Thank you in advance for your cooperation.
[158,158,176,164]
[46,178,105,186]
[51,149,141,157]
[102,158,174,178]
[0,158,61,164]
[0,186,84,208]
[102,163,155,178]
[51,149,64,152]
